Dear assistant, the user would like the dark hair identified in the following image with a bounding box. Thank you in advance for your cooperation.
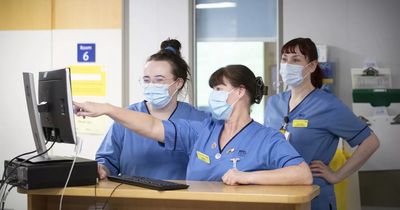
[281,38,323,88]
[147,38,190,90]
[209,65,267,105]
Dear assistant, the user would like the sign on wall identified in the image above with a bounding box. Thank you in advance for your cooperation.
[77,43,96,62]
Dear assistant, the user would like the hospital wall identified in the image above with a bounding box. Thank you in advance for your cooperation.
[284,1,400,210]
[283,0,400,107]
[0,0,122,209]
[0,0,399,210]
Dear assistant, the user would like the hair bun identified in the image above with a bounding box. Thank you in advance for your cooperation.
[161,38,182,56]
[254,76,268,104]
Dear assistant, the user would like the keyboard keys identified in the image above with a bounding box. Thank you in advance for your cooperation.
[107,175,189,191]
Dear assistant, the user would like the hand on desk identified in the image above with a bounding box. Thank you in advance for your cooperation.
[98,164,109,180]
[222,168,249,185]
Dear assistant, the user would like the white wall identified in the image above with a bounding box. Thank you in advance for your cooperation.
[0,28,122,210]
[283,1,400,210]
[283,0,400,107]
[129,0,191,104]
[0,31,52,210]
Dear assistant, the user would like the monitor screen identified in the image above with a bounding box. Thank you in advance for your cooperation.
[22,68,77,162]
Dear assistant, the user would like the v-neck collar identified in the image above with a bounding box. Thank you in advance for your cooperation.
[286,88,316,116]
[217,119,254,153]
[143,100,180,120]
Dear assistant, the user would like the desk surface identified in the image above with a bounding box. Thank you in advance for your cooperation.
[19,180,319,204]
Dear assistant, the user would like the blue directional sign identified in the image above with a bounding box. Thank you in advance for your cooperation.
[77,43,96,62]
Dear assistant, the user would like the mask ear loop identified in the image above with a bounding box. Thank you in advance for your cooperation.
[302,62,316,80]
[228,88,243,107]
[167,79,180,97]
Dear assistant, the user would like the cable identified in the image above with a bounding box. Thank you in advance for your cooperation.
[1,141,49,184]
[0,141,56,195]
[101,183,123,210]
[1,185,15,210]
[58,137,82,210]
[1,142,53,210]
[94,181,98,210]
[1,149,37,184]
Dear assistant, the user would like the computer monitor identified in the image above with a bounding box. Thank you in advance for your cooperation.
[22,68,77,163]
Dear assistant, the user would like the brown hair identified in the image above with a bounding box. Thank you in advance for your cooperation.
[281,38,323,88]
[147,38,190,90]
[209,65,267,105]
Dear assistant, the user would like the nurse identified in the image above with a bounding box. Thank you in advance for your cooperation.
[75,65,313,185]
[96,38,209,180]
[264,38,379,209]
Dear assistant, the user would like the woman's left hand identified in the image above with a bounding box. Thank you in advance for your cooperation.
[222,168,249,185]
[309,160,341,184]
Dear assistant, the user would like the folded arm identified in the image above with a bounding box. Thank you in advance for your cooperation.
[222,162,313,185]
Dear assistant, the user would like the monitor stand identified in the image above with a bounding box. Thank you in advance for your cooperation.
[17,154,74,163]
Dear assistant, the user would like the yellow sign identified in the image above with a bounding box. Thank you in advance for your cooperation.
[69,65,106,96]
[292,119,308,128]
[75,116,109,135]
[196,151,210,164]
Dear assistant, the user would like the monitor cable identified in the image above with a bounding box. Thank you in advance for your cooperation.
[101,183,123,210]
[0,141,55,210]
[0,141,55,193]
[58,137,82,210]
[1,185,15,210]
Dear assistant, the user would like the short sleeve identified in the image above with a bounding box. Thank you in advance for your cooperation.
[328,102,372,147]
[95,122,125,175]
[162,119,205,156]
[266,131,304,168]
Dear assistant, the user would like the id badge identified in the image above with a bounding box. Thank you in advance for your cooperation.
[292,119,308,128]
[196,151,210,164]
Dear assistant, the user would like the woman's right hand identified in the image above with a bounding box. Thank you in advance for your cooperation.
[74,101,112,118]
[98,164,109,180]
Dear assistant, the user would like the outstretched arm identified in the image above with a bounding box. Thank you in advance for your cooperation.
[74,101,165,142]
[222,162,312,185]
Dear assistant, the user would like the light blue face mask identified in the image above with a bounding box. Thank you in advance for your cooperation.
[208,89,237,120]
[143,81,177,109]
[279,63,305,87]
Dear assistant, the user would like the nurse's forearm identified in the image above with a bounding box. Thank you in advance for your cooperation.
[335,132,379,181]
[246,162,313,185]
[105,104,165,142]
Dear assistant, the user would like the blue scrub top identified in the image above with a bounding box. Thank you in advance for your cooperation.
[162,118,304,181]
[264,89,372,210]
[96,101,209,180]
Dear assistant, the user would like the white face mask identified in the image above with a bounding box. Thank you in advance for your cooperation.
[143,81,178,109]
[208,89,239,120]
[279,63,307,87]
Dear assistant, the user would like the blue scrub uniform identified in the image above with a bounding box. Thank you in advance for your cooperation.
[162,118,304,181]
[264,89,372,210]
[96,101,209,180]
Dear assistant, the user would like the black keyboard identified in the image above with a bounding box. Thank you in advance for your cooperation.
[107,175,189,191]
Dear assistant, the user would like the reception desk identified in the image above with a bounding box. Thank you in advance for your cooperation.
[18,180,319,210]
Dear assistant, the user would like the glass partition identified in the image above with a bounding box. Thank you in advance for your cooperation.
[194,0,280,123]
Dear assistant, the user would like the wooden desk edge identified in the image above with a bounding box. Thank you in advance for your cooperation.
[18,182,320,204]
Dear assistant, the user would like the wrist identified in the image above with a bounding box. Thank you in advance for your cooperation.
[104,103,115,116]
[333,171,344,184]
[243,171,254,184]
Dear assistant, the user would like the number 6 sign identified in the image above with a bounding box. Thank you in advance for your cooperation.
[78,43,96,62]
